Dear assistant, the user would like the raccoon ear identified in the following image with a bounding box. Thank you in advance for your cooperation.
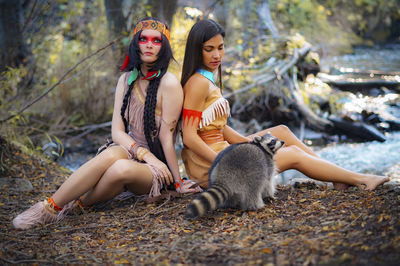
[262,132,272,139]
[253,135,262,143]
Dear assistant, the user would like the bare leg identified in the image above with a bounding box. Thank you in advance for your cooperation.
[250,125,349,190]
[11,148,151,229]
[275,145,389,190]
[250,125,318,156]
[81,159,153,206]
[52,146,128,206]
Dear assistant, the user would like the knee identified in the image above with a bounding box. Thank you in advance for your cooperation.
[270,125,297,144]
[101,146,127,164]
[104,160,135,184]
[275,125,292,137]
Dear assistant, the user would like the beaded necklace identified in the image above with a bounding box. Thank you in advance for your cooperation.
[197,68,215,84]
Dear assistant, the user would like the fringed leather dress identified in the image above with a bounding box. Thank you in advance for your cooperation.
[106,72,166,198]
[181,80,231,188]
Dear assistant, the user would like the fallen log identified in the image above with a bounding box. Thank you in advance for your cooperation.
[330,67,400,77]
[285,71,332,131]
[62,121,112,141]
[225,42,333,131]
[223,43,312,99]
[328,117,386,142]
[318,73,400,91]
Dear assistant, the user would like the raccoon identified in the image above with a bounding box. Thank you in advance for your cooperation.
[185,133,284,219]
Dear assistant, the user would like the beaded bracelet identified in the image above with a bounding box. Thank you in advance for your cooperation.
[137,147,150,161]
[174,177,185,189]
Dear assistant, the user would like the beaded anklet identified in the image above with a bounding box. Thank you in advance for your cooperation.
[76,196,91,211]
[47,197,63,212]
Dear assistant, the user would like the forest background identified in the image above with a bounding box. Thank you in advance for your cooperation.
[1,0,399,155]
[1,1,400,264]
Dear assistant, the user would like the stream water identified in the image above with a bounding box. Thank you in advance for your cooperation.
[59,44,400,181]
[282,44,400,182]
[320,43,400,73]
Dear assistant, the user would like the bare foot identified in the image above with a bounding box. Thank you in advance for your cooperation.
[333,182,350,190]
[357,175,390,191]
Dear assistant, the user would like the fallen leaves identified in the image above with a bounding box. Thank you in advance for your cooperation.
[1,139,400,265]
[262,247,273,254]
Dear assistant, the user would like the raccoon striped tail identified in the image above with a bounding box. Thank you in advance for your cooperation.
[185,184,230,219]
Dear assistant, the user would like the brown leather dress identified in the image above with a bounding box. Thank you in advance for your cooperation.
[181,85,231,188]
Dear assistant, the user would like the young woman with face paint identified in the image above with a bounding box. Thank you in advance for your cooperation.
[180,19,389,191]
[12,17,201,230]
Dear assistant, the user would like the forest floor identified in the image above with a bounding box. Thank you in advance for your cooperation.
[1,137,400,265]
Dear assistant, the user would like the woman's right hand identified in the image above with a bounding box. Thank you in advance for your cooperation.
[143,153,173,185]
[176,179,203,194]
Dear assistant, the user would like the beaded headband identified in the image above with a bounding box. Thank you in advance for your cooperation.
[133,20,170,41]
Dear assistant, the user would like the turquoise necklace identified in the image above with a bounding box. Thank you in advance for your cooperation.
[197,68,215,84]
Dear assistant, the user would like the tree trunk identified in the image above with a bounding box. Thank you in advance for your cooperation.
[104,0,126,40]
[0,0,29,73]
[257,0,279,37]
[212,2,229,31]
[241,0,252,50]
[104,0,126,71]
[148,0,178,27]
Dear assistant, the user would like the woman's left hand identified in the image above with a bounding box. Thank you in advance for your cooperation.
[176,179,203,194]
[144,153,174,185]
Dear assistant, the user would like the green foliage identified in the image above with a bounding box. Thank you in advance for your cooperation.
[321,0,400,41]
[1,0,398,153]
[0,66,27,114]
[268,0,400,52]
[269,0,361,54]
[0,0,117,154]
[19,0,114,128]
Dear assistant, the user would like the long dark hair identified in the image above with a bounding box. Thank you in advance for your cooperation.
[120,17,174,157]
[181,19,225,89]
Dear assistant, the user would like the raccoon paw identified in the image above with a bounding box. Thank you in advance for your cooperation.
[263,196,275,203]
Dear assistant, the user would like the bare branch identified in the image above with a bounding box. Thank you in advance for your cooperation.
[0,39,118,124]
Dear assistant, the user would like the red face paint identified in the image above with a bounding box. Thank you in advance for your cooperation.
[139,35,162,46]
[138,30,162,64]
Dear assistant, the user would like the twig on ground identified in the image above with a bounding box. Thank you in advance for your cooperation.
[126,196,171,221]
[342,213,364,231]
[0,257,51,264]
[49,198,173,233]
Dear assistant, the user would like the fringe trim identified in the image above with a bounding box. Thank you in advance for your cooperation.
[199,97,230,129]
[147,164,164,198]
[12,200,59,229]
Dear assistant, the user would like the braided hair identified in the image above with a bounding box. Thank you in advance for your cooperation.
[120,17,174,160]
